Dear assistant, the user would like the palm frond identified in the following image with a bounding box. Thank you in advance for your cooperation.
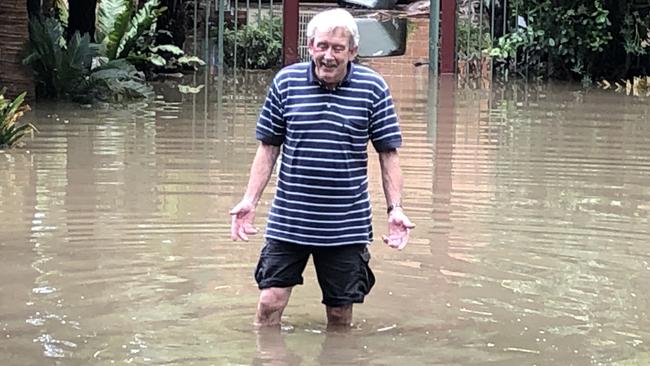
[117,0,165,59]
[0,92,36,148]
[54,0,69,27]
[105,0,135,60]
[96,0,128,43]
[23,17,69,97]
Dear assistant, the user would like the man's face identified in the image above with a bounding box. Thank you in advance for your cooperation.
[308,27,358,88]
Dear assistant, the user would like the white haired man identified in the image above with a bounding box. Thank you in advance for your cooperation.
[230,8,415,329]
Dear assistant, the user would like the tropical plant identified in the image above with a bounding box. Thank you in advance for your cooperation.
[54,0,69,26]
[93,0,203,72]
[221,16,283,69]
[76,59,154,103]
[0,89,37,149]
[24,16,153,102]
[481,0,650,82]
[23,16,92,98]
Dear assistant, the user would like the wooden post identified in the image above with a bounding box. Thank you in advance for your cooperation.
[440,0,456,74]
[283,0,299,66]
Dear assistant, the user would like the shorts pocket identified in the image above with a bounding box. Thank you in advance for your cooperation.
[359,247,375,295]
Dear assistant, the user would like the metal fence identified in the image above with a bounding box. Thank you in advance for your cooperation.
[456,0,526,87]
[188,0,283,69]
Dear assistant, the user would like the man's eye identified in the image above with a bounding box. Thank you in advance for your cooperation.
[333,46,345,52]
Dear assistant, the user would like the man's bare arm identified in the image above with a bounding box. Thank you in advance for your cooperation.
[243,143,281,205]
[379,149,403,209]
[230,143,281,241]
[378,149,415,250]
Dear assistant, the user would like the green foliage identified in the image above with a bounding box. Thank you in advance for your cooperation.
[97,0,203,71]
[54,0,69,27]
[621,11,650,56]
[24,16,151,103]
[95,0,128,44]
[24,0,203,103]
[99,0,163,62]
[221,16,282,69]
[490,0,613,80]
[0,89,37,149]
[118,0,166,60]
[76,59,154,103]
[23,17,92,98]
[457,17,493,60]
[102,0,143,59]
[486,0,650,81]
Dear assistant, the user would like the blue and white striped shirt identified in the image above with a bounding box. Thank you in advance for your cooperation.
[256,61,402,246]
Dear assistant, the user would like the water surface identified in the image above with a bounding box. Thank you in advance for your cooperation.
[1,69,650,365]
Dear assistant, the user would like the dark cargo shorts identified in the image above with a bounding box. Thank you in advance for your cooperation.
[254,239,376,307]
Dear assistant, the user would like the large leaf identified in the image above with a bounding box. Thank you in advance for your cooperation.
[149,54,166,66]
[105,0,135,60]
[23,17,68,97]
[76,59,153,103]
[54,32,92,95]
[0,92,36,148]
[177,55,206,66]
[96,0,128,43]
[0,92,27,126]
[54,0,69,27]
[65,32,92,72]
[150,44,184,55]
[116,0,165,59]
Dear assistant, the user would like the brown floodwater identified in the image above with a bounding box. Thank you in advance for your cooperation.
[1,68,650,366]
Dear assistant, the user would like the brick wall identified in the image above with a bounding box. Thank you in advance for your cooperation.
[0,1,34,99]
[361,18,429,78]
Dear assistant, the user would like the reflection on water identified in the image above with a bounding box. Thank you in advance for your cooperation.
[1,67,650,365]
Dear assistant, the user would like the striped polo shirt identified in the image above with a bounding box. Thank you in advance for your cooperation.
[256,61,402,246]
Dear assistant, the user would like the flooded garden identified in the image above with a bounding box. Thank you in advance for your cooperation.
[2,67,650,365]
[2,0,650,364]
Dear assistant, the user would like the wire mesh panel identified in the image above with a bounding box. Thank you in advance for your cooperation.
[298,7,321,62]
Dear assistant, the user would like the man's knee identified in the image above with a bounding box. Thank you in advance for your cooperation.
[258,288,291,313]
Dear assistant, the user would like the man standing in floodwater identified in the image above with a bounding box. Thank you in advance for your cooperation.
[230,8,415,329]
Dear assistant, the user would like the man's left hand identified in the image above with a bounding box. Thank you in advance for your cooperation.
[382,209,415,250]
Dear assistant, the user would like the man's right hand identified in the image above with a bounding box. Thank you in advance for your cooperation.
[230,198,259,241]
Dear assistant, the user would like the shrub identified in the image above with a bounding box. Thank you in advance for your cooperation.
[221,16,282,69]
[0,90,37,149]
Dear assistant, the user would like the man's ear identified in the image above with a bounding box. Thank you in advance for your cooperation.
[349,46,359,59]
[307,38,315,56]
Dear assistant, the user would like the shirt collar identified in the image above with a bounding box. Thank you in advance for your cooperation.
[307,61,354,89]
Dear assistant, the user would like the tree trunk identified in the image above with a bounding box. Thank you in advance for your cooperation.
[67,0,97,40]
[0,0,34,99]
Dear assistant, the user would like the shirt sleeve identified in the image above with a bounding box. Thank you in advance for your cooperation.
[255,78,285,146]
[369,82,402,152]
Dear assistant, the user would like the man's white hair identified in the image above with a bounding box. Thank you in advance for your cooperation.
[306,8,360,48]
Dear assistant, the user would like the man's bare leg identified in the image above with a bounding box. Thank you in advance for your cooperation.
[326,304,353,331]
[255,287,292,327]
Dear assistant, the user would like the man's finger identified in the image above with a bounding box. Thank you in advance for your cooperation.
[231,215,239,241]
[383,234,399,249]
[397,234,409,250]
[238,226,249,241]
[243,225,259,235]
[404,221,416,229]
[229,205,241,216]
[397,231,410,250]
